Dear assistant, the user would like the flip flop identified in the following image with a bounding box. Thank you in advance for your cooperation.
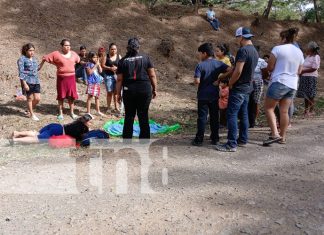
[70,113,78,120]
[278,139,286,144]
[263,136,282,146]
[57,114,64,121]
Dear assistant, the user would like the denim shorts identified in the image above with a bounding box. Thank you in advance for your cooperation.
[266,82,296,100]
[104,75,116,92]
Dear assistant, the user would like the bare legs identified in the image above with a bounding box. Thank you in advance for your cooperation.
[106,91,118,112]
[68,98,76,116]
[265,97,292,141]
[58,98,76,119]
[304,98,315,115]
[11,130,39,144]
[87,95,105,116]
[278,99,292,141]
[27,93,40,119]
[265,98,280,138]
[58,100,64,116]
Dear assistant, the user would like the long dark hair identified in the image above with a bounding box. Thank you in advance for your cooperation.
[216,43,230,56]
[87,51,97,63]
[21,43,35,56]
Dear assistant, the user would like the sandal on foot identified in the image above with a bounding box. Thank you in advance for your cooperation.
[97,112,106,117]
[31,115,40,121]
[57,114,64,121]
[278,139,286,144]
[263,136,282,146]
[70,113,78,120]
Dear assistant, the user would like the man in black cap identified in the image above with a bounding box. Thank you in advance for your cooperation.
[215,27,259,152]
[116,37,157,139]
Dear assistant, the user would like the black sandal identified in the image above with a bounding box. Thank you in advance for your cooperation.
[263,136,282,146]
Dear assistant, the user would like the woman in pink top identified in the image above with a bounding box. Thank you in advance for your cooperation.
[39,39,80,120]
[297,41,321,117]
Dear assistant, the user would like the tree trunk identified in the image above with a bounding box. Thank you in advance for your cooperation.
[195,0,201,15]
[262,0,274,19]
[313,0,320,23]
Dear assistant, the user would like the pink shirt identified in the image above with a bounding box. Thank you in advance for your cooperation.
[219,86,229,109]
[303,55,320,77]
[43,51,80,76]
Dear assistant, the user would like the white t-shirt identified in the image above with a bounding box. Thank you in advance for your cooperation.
[206,10,215,20]
[253,58,268,81]
[270,44,304,90]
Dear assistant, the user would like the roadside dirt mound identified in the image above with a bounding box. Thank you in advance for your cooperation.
[0,0,323,137]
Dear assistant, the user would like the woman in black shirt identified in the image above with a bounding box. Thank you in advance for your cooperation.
[102,43,122,113]
[116,37,157,139]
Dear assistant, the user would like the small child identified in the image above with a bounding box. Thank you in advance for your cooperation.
[215,44,232,66]
[219,80,229,127]
[85,51,105,116]
[17,43,41,121]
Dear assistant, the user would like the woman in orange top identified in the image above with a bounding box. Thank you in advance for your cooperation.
[39,39,80,120]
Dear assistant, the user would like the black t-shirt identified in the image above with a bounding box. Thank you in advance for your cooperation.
[105,54,120,76]
[232,45,258,93]
[117,53,154,93]
[63,121,89,141]
[75,54,88,70]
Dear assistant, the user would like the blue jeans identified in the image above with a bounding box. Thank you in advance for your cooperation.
[196,99,219,142]
[75,67,87,81]
[208,19,220,30]
[226,91,250,148]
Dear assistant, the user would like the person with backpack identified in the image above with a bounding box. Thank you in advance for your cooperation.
[116,37,157,139]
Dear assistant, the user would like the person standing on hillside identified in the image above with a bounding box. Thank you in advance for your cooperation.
[116,37,157,139]
[206,4,220,31]
[17,43,41,121]
[102,43,122,114]
[263,29,304,146]
[39,39,80,121]
[296,41,320,117]
[215,27,259,152]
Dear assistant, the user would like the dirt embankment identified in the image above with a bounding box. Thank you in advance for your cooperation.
[0,0,323,136]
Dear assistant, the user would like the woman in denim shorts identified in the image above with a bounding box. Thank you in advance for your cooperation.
[263,28,304,146]
[101,43,122,113]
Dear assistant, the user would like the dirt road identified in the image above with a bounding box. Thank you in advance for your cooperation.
[0,118,323,235]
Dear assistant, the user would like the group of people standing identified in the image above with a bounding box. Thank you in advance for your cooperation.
[192,26,320,152]
[14,27,321,147]
[16,37,157,142]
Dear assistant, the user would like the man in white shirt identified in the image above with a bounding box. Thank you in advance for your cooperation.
[206,5,220,31]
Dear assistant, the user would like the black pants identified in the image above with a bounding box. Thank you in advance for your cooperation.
[248,91,257,128]
[122,90,152,139]
[196,100,219,142]
[219,108,227,127]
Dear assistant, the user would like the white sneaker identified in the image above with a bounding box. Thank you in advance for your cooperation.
[31,115,40,121]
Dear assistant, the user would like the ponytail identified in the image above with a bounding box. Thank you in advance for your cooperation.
[280,27,299,44]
